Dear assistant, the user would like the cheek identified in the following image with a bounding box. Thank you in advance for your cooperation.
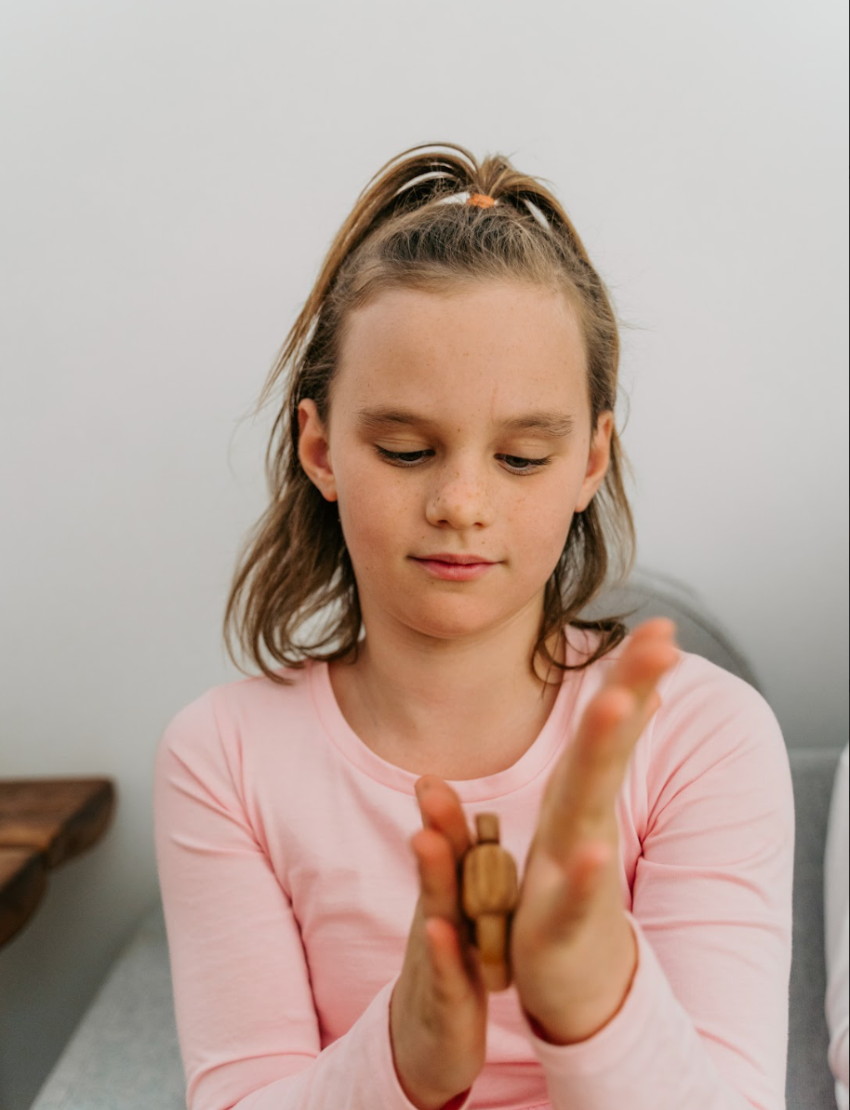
[515,470,579,534]
[337,459,406,553]
[521,502,575,565]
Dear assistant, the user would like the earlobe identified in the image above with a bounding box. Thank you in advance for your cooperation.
[297,399,338,504]
[576,411,614,513]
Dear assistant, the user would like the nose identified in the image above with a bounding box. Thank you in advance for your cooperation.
[424,455,496,530]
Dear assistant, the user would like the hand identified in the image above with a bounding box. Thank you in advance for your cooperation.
[390,779,489,1110]
[509,618,680,1043]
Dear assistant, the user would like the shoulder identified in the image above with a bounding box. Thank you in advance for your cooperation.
[641,648,793,831]
[566,625,791,822]
[656,647,780,734]
[154,661,316,768]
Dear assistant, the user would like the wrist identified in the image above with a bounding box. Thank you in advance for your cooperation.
[388,980,478,1110]
[522,918,638,1046]
[396,1076,471,1110]
[523,989,625,1046]
[390,993,471,1110]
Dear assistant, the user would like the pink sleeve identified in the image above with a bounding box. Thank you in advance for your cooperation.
[518,658,794,1110]
[152,691,473,1110]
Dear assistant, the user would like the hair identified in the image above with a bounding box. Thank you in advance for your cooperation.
[223,142,636,687]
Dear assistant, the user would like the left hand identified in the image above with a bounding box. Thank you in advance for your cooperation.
[509,617,679,1043]
[412,618,679,1046]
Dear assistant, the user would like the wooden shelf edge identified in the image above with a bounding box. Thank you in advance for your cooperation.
[0,848,48,948]
[0,777,117,869]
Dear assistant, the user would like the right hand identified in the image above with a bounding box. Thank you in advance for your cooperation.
[390,777,489,1110]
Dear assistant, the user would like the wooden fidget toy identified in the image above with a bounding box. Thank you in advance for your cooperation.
[461,813,519,992]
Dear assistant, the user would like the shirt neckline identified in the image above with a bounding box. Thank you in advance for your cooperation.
[309,630,592,801]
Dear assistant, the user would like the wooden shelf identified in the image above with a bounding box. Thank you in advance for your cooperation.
[0,778,116,947]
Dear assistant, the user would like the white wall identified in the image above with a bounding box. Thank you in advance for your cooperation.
[1,2,846,1107]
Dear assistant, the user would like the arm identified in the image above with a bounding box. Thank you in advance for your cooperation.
[153,689,460,1110]
[519,656,794,1110]
[824,745,850,1102]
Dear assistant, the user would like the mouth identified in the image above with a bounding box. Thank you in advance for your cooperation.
[410,556,497,581]
[411,554,495,566]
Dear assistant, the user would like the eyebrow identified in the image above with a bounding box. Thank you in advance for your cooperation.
[355,406,575,439]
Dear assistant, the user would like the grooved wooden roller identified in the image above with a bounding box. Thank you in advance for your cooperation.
[461,813,519,992]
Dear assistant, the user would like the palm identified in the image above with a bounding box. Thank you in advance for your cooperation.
[509,618,679,1033]
[411,619,679,1042]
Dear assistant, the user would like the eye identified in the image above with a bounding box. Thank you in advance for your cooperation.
[374,447,551,475]
[500,454,552,474]
[375,448,430,466]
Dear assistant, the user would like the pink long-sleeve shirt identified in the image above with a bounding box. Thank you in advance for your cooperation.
[153,630,795,1110]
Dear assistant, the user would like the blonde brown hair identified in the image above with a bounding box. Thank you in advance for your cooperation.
[223,142,635,686]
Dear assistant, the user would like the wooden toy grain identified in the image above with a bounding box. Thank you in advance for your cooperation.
[461,813,519,991]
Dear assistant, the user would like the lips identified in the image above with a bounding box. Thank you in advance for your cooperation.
[413,557,495,581]
[413,554,494,565]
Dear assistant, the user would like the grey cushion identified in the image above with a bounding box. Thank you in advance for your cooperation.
[786,747,844,1110]
[29,902,185,1110]
[29,575,843,1110]
[584,569,762,691]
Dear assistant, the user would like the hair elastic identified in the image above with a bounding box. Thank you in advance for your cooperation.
[467,193,496,208]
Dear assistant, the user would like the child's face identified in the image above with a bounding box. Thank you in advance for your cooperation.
[298,280,613,646]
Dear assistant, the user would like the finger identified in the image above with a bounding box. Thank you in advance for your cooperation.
[569,685,662,815]
[537,686,655,857]
[424,916,483,998]
[604,633,680,705]
[414,776,474,861]
[411,827,465,928]
[627,617,676,643]
[532,625,676,866]
[560,687,635,815]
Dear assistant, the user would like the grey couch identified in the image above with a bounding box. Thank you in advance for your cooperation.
[30,572,845,1110]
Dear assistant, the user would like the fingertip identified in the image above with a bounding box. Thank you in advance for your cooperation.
[631,617,677,644]
[595,684,638,721]
[415,774,452,801]
[411,826,445,866]
[414,775,435,800]
[651,616,676,638]
[657,617,677,638]
[663,642,681,668]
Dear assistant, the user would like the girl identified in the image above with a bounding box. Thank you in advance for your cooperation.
[153,143,795,1110]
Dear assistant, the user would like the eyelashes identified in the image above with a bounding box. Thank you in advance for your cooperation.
[374,447,552,475]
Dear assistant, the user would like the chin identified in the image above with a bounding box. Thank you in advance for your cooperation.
[399,604,507,642]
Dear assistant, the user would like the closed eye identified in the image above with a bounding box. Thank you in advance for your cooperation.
[375,447,552,475]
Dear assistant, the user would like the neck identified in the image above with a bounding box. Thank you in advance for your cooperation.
[329,604,567,779]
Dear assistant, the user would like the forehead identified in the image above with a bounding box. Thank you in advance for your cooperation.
[333,281,589,420]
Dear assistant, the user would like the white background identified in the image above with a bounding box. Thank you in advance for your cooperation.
[0,2,847,1107]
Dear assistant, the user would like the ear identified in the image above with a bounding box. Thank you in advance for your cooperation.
[575,410,614,512]
[297,399,338,503]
